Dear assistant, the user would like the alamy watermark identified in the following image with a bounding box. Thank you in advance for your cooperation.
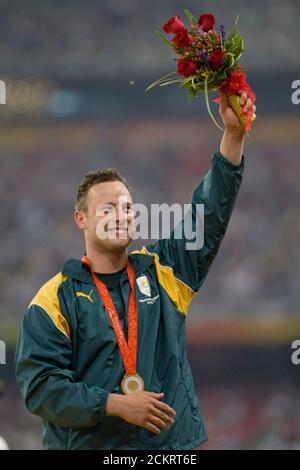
[0,80,6,104]
[94,197,205,250]
[0,340,6,365]
[291,340,300,365]
[291,80,300,105]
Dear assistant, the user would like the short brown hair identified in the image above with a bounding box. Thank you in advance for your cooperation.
[75,168,132,212]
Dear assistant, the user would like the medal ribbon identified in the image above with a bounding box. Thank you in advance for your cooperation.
[82,255,137,375]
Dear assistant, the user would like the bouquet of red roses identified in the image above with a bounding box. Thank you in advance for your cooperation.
[146,10,256,132]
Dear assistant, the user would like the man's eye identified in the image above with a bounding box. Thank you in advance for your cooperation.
[103,208,113,215]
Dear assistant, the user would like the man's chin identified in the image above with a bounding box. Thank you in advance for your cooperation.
[96,236,132,252]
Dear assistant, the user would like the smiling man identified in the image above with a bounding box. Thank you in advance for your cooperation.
[15,92,255,450]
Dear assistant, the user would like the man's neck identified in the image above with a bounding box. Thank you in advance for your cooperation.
[86,246,128,274]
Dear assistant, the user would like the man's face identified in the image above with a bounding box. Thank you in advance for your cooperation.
[75,181,134,253]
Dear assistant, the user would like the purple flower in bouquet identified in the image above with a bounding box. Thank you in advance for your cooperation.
[219,24,226,43]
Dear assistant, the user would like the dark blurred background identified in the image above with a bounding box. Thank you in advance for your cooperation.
[0,0,300,449]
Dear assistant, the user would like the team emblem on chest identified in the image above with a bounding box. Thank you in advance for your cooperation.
[136,275,151,297]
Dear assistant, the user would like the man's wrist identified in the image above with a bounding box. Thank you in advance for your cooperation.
[224,125,245,139]
[105,393,125,417]
[220,128,245,166]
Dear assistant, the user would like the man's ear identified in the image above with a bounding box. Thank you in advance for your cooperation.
[74,210,87,230]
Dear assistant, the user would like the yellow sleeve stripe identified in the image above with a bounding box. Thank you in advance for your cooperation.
[132,247,196,316]
[29,272,70,340]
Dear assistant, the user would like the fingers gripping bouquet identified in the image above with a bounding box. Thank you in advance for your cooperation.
[146,10,256,133]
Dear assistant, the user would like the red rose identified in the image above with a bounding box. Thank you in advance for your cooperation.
[177,59,197,78]
[198,13,215,32]
[208,50,225,70]
[172,29,194,48]
[163,15,186,34]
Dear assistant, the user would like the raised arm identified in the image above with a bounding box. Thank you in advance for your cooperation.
[143,91,255,314]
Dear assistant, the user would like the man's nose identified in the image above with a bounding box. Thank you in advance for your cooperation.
[115,206,127,224]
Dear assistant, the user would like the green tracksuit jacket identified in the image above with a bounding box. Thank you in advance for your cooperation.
[15,150,244,449]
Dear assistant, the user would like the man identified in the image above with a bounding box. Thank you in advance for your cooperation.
[15,93,255,450]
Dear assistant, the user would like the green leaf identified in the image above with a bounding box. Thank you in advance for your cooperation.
[233,14,240,29]
[159,79,184,87]
[225,30,244,60]
[225,15,244,60]
[188,90,197,103]
[155,30,174,48]
[181,74,198,85]
[145,71,177,92]
[227,14,240,37]
[225,15,239,46]
[223,52,235,69]
[214,69,228,84]
[184,9,197,25]
[187,86,198,102]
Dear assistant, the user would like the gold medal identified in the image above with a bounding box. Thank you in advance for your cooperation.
[121,373,144,395]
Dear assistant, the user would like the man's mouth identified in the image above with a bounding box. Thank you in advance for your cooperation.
[107,227,127,232]
[107,227,128,237]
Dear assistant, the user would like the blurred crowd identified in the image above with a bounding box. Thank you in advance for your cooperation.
[201,383,300,450]
[0,0,298,78]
